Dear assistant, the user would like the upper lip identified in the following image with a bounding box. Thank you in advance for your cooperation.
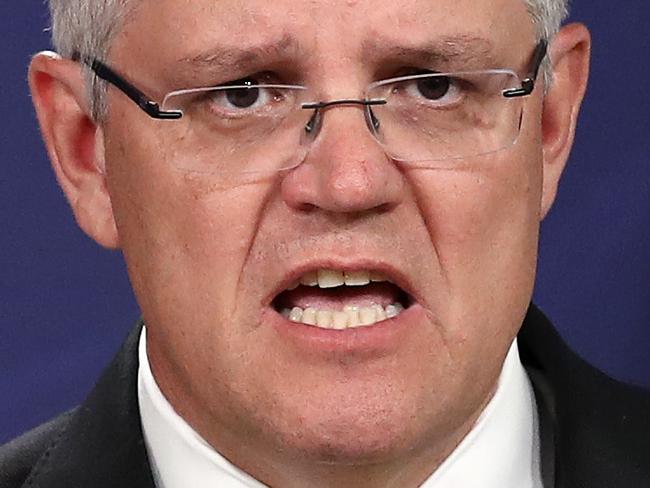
[264,259,419,307]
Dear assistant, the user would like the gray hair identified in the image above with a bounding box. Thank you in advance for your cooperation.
[524,0,570,84]
[49,0,129,119]
[47,0,569,120]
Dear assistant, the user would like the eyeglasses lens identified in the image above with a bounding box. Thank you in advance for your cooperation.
[159,71,525,177]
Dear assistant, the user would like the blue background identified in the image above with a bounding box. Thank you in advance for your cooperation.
[1,1,649,443]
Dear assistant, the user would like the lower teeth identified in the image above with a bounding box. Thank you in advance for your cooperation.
[281,303,404,329]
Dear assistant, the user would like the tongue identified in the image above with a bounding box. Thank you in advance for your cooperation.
[277,282,402,311]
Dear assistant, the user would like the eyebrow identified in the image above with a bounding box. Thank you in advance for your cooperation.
[165,33,498,87]
[173,33,304,76]
[361,34,498,68]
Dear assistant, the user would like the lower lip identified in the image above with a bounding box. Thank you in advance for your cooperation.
[265,304,424,357]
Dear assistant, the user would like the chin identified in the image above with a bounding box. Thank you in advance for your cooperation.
[252,389,442,466]
[284,424,412,465]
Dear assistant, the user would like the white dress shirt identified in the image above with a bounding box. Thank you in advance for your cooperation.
[138,328,542,487]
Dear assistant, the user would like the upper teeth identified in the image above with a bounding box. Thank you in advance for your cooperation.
[291,269,388,290]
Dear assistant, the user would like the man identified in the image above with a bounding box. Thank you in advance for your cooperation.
[1,0,649,486]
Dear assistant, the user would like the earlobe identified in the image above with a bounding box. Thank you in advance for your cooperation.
[29,51,119,248]
[539,23,591,219]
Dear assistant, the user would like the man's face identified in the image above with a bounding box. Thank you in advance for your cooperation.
[105,0,543,472]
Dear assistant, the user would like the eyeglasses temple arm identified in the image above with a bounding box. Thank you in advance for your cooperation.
[503,39,549,98]
[73,53,182,120]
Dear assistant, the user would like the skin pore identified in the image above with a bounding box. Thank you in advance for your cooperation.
[29,0,590,486]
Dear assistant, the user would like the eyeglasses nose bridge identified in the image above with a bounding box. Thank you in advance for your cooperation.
[301,98,386,139]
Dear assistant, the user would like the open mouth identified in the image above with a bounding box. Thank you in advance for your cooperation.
[272,269,412,330]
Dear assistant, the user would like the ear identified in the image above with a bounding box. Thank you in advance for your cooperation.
[539,23,591,219]
[28,51,119,249]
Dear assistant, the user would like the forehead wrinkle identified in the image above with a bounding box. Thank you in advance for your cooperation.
[361,34,497,67]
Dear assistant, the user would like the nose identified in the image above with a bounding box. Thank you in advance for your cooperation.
[281,103,404,214]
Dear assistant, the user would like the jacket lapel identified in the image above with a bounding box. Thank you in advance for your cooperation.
[519,304,650,488]
[24,321,155,488]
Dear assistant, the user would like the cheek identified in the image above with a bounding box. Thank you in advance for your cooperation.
[408,152,542,330]
[103,122,271,327]
[412,94,545,259]
[412,161,539,249]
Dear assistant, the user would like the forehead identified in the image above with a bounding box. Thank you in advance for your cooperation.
[112,0,534,77]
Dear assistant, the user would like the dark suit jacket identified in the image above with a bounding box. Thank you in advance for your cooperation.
[2,304,650,487]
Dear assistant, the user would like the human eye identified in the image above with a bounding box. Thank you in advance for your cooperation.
[210,77,278,112]
[399,73,465,108]
[165,74,300,124]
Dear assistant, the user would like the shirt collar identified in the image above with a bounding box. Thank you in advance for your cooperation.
[138,327,542,488]
[138,328,267,488]
[421,339,543,487]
